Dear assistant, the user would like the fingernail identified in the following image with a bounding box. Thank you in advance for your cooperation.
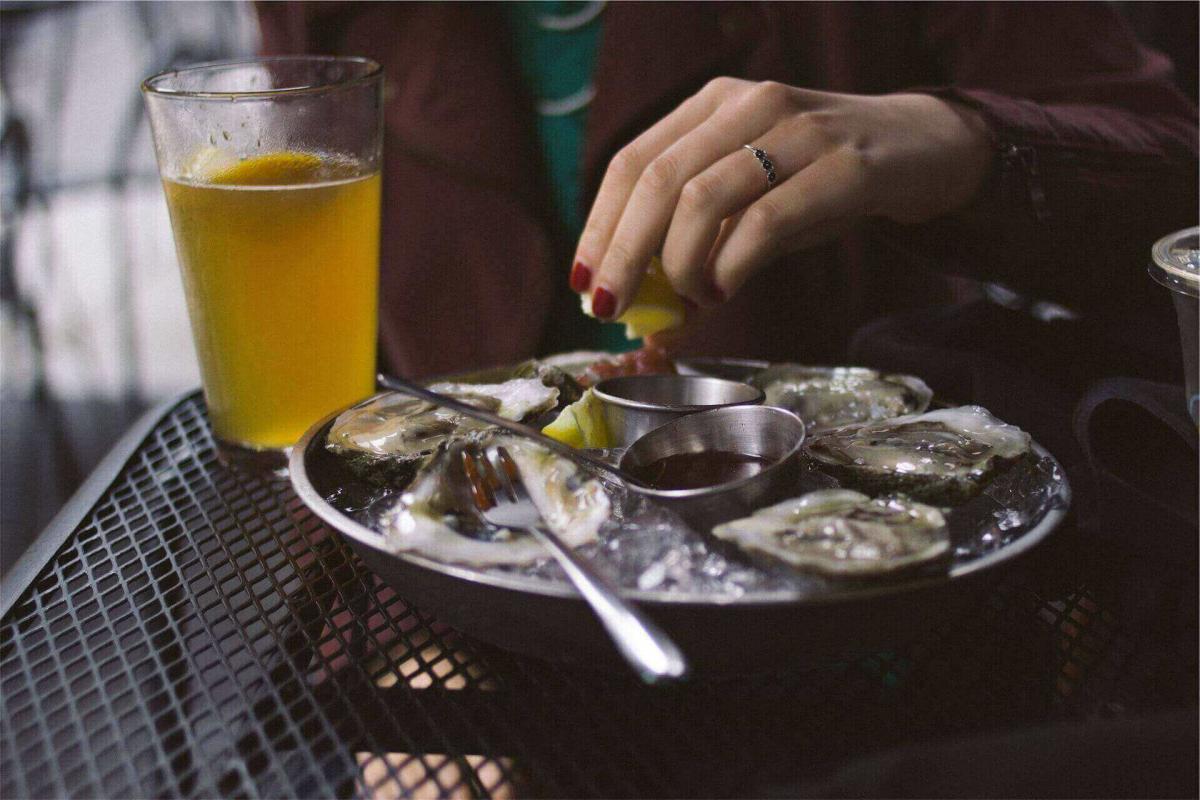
[591,287,617,319]
[569,261,592,293]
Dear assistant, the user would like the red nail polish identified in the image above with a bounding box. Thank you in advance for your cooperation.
[569,261,593,293]
[591,287,617,319]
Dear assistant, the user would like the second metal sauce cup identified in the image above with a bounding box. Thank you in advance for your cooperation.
[592,375,765,448]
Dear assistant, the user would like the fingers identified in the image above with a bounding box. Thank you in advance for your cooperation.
[660,118,827,305]
[642,296,712,355]
[709,147,870,297]
[575,80,875,320]
[571,79,739,305]
[590,82,791,316]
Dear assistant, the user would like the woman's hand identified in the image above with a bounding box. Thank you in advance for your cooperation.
[569,78,993,318]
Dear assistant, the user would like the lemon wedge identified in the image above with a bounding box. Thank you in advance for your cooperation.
[541,389,611,449]
[208,151,328,185]
[183,146,239,180]
[581,256,686,340]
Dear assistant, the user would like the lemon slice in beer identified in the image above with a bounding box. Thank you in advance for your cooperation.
[581,256,686,340]
[542,389,612,449]
[209,151,327,185]
[183,146,239,180]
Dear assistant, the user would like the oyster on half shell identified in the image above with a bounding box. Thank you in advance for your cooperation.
[712,489,949,576]
[376,435,610,565]
[325,376,561,484]
[751,365,932,433]
[806,405,1032,504]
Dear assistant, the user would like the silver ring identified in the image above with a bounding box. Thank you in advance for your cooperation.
[743,144,777,190]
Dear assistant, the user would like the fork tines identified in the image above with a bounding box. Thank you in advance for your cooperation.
[463,446,521,511]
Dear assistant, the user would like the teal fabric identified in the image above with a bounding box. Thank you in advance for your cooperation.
[507,2,636,353]
[506,1,598,235]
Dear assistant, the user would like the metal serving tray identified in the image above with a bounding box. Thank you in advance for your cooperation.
[289,364,1071,673]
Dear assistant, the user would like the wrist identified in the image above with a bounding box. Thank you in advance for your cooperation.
[935,97,994,211]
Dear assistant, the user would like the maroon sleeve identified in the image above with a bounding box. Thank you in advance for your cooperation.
[877,2,1198,320]
[255,2,367,55]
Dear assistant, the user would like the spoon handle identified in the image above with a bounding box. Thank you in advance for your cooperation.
[523,523,689,682]
[376,373,647,487]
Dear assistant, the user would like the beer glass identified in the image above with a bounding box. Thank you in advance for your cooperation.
[143,57,382,471]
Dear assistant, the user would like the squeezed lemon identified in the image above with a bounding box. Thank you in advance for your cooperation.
[581,257,686,340]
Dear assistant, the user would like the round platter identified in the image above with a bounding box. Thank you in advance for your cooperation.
[289,365,1071,673]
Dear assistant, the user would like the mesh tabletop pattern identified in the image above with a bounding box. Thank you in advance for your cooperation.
[2,392,1195,799]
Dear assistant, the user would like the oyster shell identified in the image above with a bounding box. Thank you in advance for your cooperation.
[751,365,932,433]
[510,362,586,407]
[325,376,560,484]
[806,405,1031,504]
[711,489,949,576]
[377,435,609,565]
[425,378,561,421]
[328,376,562,459]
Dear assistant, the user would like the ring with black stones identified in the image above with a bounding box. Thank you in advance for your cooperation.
[742,144,777,190]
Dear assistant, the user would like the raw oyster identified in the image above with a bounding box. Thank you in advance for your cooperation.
[326,376,560,484]
[510,361,586,407]
[424,377,561,421]
[806,406,1031,504]
[751,365,932,432]
[537,351,613,382]
[711,489,949,576]
[376,435,610,565]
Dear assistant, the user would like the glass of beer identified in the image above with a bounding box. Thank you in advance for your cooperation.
[143,57,382,472]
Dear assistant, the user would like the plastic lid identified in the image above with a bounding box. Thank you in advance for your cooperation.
[1149,226,1199,298]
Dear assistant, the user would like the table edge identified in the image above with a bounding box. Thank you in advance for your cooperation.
[1,389,201,620]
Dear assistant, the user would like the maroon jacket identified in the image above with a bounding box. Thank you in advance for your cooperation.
[258,2,1198,378]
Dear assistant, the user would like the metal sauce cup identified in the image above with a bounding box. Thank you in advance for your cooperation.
[674,357,771,383]
[1149,226,1199,424]
[593,375,765,448]
[619,405,806,529]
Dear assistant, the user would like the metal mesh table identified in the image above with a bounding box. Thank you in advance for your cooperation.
[2,392,1195,798]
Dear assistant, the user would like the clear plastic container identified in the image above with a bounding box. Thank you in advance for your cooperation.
[1149,226,1199,424]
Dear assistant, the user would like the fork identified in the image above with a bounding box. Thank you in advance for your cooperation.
[463,445,689,682]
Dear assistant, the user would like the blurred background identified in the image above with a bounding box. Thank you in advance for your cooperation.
[0,1,1195,574]
[1,1,258,570]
